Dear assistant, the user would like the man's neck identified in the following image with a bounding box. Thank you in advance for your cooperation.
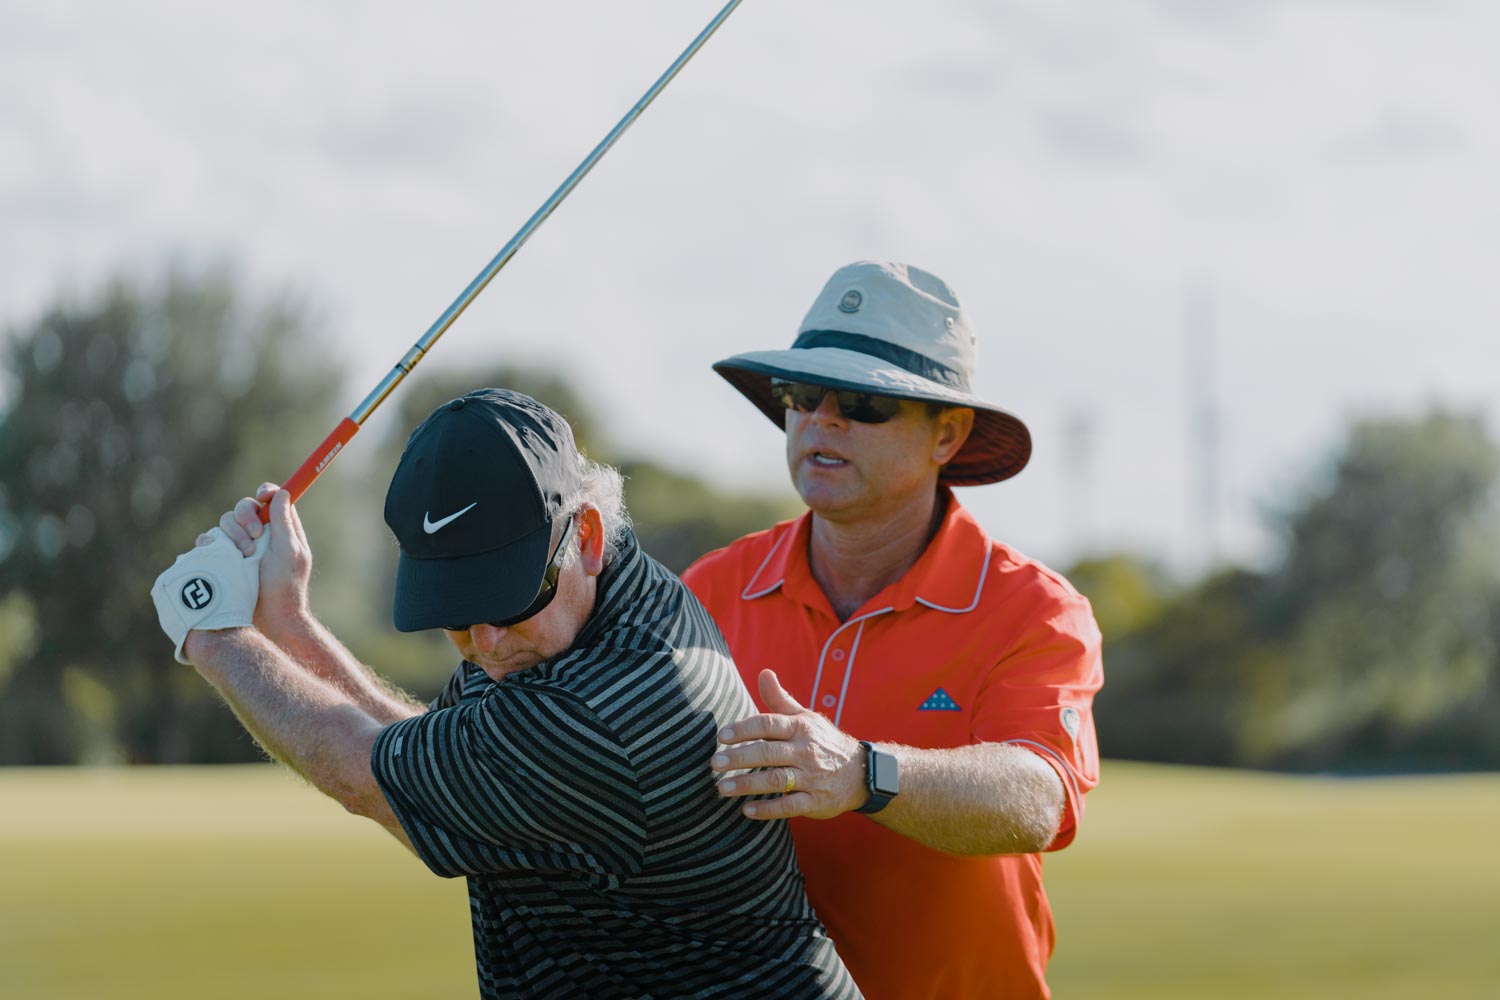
[808,490,946,621]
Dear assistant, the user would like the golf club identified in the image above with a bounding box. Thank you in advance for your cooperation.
[260,0,745,522]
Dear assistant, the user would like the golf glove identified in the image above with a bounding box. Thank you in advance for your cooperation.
[152,528,269,665]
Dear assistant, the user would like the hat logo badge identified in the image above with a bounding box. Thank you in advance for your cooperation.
[838,290,862,314]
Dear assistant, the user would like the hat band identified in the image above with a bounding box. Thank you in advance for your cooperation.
[792,330,971,392]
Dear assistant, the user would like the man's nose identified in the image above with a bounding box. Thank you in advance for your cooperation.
[468,623,510,649]
[810,389,846,423]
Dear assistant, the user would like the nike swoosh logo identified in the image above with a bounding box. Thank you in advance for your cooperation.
[423,502,478,534]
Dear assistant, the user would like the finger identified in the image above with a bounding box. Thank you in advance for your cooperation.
[716,713,800,747]
[714,743,786,773]
[223,498,262,554]
[743,791,813,821]
[711,740,790,774]
[219,510,251,554]
[256,482,281,504]
[716,766,800,798]
[268,489,297,549]
[758,669,807,715]
[233,495,265,534]
[285,492,309,548]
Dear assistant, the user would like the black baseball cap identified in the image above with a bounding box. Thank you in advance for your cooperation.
[383,388,582,633]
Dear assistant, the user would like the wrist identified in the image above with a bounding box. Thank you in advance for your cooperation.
[182,626,254,665]
[255,602,317,642]
[854,740,900,815]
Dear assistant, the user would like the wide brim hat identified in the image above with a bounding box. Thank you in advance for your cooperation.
[712,261,1031,486]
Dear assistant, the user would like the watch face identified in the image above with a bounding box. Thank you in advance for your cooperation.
[870,750,899,797]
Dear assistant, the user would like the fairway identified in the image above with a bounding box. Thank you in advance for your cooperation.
[1,763,1496,998]
[1045,763,1500,999]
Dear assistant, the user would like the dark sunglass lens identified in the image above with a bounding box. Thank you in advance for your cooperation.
[490,589,551,629]
[835,391,901,423]
[772,381,897,422]
[772,381,827,412]
[797,385,831,410]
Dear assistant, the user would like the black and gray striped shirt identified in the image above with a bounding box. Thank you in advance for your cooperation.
[372,531,860,999]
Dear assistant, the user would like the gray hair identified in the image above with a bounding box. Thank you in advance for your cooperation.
[558,451,631,567]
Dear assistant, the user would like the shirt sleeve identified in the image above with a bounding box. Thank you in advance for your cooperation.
[371,685,648,887]
[971,584,1103,851]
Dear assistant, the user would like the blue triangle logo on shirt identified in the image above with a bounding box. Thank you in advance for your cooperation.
[919,688,961,711]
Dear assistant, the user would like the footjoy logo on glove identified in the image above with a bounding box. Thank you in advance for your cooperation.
[180,578,215,611]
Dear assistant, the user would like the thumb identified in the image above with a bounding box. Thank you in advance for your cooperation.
[268,489,297,551]
[758,669,805,715]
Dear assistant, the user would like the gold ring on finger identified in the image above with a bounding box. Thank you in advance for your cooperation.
[783,767,796,794]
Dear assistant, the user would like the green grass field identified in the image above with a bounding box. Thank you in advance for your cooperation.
[1,762,1496,998]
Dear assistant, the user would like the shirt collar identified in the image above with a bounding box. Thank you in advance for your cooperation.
[740,489,990,616]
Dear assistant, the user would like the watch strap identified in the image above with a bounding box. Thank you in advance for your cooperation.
[854,740,898,814]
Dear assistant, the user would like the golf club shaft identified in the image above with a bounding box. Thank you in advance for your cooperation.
[262,0,745,522]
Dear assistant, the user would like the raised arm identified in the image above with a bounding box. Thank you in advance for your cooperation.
[219,485,425,724]
[153,490,420,851]
[184,626,414,850]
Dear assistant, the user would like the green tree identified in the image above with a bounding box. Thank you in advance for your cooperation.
[1080,409,1500,772]
[1244,410,1500,767]
[1092,565,1268,767]
[1064,554,1172,644]
[0,270,348,763]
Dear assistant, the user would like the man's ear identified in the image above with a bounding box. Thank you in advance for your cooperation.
[933,407,975,466]
[577,504,607,576]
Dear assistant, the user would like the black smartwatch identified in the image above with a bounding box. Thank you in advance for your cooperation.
[854,741,899,814]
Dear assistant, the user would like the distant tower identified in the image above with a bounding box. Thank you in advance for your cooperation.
[1061,407,1097,560]
[1184,280,1220,569]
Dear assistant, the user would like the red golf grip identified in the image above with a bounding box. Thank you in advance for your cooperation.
[257,417,361,523]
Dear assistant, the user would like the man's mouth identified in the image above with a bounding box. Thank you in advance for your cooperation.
[809,451,848,467]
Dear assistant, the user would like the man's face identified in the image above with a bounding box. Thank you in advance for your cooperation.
[784,387,971,523]
[441,516,598,681]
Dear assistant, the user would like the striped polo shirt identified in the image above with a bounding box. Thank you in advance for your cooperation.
[372,531,860,1000]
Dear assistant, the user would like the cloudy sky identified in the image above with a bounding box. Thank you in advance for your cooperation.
[4,0,1497,573]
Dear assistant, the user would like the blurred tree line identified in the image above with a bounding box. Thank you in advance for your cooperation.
[1071,410,1500,772]
[0,271,798,765]
[4,271,1499,773]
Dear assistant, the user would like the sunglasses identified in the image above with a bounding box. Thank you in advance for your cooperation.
[769,379,903,424]
[444,515,577,633]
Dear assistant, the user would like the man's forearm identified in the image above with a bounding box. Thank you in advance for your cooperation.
[713,670,1069,852]
[867,742,1065,856]
[260,613,424,724]
[185,627,414,847]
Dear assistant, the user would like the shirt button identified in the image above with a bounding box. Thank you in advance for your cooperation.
[832,648,846,661]
[822,695,836,708]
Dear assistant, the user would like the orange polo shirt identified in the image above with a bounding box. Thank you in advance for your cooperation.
[683,491,1102,1000]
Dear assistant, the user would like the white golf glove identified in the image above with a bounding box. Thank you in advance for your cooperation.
[152,527,270,665]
